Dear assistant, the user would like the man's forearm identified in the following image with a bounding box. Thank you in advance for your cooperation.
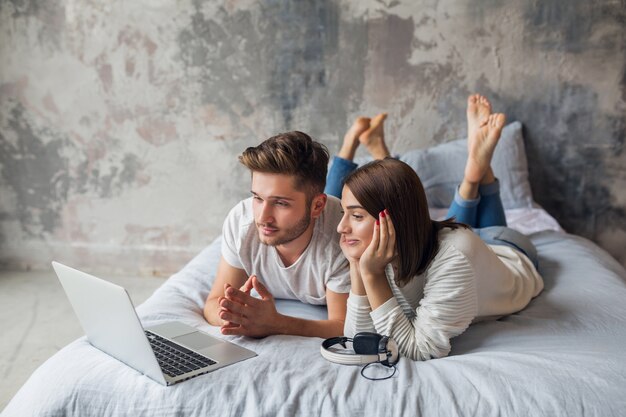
[273,314,345,339]
[203,298,221,326]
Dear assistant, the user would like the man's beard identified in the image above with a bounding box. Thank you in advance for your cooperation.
[257,206,312,246]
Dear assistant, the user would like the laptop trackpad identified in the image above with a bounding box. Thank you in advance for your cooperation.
[173,332,221,350]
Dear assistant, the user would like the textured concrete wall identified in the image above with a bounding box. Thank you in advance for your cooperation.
[1,0,625,275]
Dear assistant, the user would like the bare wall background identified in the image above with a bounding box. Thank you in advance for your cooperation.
[1,0,625,275]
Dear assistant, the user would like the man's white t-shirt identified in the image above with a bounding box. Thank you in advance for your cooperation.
[221,196,350,305]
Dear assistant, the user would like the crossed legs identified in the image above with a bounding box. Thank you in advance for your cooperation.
[326,94,507,231]
[446,94,507,228]
[324,113,389,198]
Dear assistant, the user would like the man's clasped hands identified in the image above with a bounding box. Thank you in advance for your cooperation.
[217,276,282,338]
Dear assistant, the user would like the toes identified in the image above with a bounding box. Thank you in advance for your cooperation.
[478,95,491,110]
[371,113,388,126]
[487,113,504,126]
[352,117,370,130]
[347,117,371,139]
[494,113,506,128]
[363,113,387,136]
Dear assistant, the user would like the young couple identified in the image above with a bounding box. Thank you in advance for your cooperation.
[203,94,544,361]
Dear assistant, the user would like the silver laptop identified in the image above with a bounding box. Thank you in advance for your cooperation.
[52,261,256,386]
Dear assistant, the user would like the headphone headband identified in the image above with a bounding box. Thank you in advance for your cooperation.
[320,332,399,367]
[321,337,349,350]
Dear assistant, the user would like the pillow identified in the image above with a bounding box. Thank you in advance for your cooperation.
[399,121,533,209]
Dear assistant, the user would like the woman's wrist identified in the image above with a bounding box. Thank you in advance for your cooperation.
[349,261,367,295]
[361,272,394,310]
[360,267,386,283]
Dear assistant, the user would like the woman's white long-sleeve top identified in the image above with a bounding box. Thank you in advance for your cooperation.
[343,227,544,361]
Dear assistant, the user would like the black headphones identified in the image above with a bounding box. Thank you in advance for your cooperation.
[321,332,399,379]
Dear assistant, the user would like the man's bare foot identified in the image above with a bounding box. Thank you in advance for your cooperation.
[359,113,390,160]
[338,117,370,161]
[463,113,506,184]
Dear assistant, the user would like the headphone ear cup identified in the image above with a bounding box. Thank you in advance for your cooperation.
[385,338,400,365]
[353,332,383,355]
[378,336,389,354]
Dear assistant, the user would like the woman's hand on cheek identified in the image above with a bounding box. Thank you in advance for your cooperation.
[359,209,396,280]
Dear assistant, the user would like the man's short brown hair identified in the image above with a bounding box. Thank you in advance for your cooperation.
[239,131,329,198]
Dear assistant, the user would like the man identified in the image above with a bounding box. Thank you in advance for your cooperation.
[203,131,350,338]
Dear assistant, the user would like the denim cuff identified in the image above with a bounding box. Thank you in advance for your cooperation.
[330,155,358,171]
[478,178,500,196]
[325,156,359,198]
[454,186,481,208]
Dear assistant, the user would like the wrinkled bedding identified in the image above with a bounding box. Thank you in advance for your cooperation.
[4,209,626,417]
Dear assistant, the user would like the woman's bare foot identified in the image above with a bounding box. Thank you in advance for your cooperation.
[359,113,390,160]
[338,117,371,161]
[463,112,506,184]
[467,94,491,138]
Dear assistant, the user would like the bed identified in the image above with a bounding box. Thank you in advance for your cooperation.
[4,123,626,416]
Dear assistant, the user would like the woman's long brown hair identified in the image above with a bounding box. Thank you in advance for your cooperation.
[344,158,467,286]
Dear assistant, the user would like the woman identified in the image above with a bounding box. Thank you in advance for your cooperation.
[325,95,544,360]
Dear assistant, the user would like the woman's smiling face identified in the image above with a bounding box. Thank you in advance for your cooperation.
[337,185,375,260]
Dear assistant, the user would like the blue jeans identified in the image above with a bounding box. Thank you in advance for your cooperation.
[325,156,358,199]
[325,155,538,268]
[447,183,538,268]
[446,181,506,228]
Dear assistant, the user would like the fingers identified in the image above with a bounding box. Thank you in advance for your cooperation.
[379,209,396,260]
[220,327,242,336]
[220,326,250,336]
[378,210,388,253]
[224,285,258,306]
[218,295,241,327]
[370,216,380,251]
[220,321,239,329]
[251,276,272,300]
[220,285,256,328]
[219,291,248,329]
[384,209,397,259]
[219,297,245,315]
[218,309,248,327]
[240,276,255,293]
[218,276,274,338]
[220,315,247,335]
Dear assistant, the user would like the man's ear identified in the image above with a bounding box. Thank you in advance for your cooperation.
[310,194,327,219]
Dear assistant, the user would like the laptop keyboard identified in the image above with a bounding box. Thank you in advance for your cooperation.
[145,331,216,378]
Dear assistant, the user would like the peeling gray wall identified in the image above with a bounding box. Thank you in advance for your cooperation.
[1,0,625,275]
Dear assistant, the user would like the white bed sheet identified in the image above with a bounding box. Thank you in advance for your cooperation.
[4,207,626,417]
